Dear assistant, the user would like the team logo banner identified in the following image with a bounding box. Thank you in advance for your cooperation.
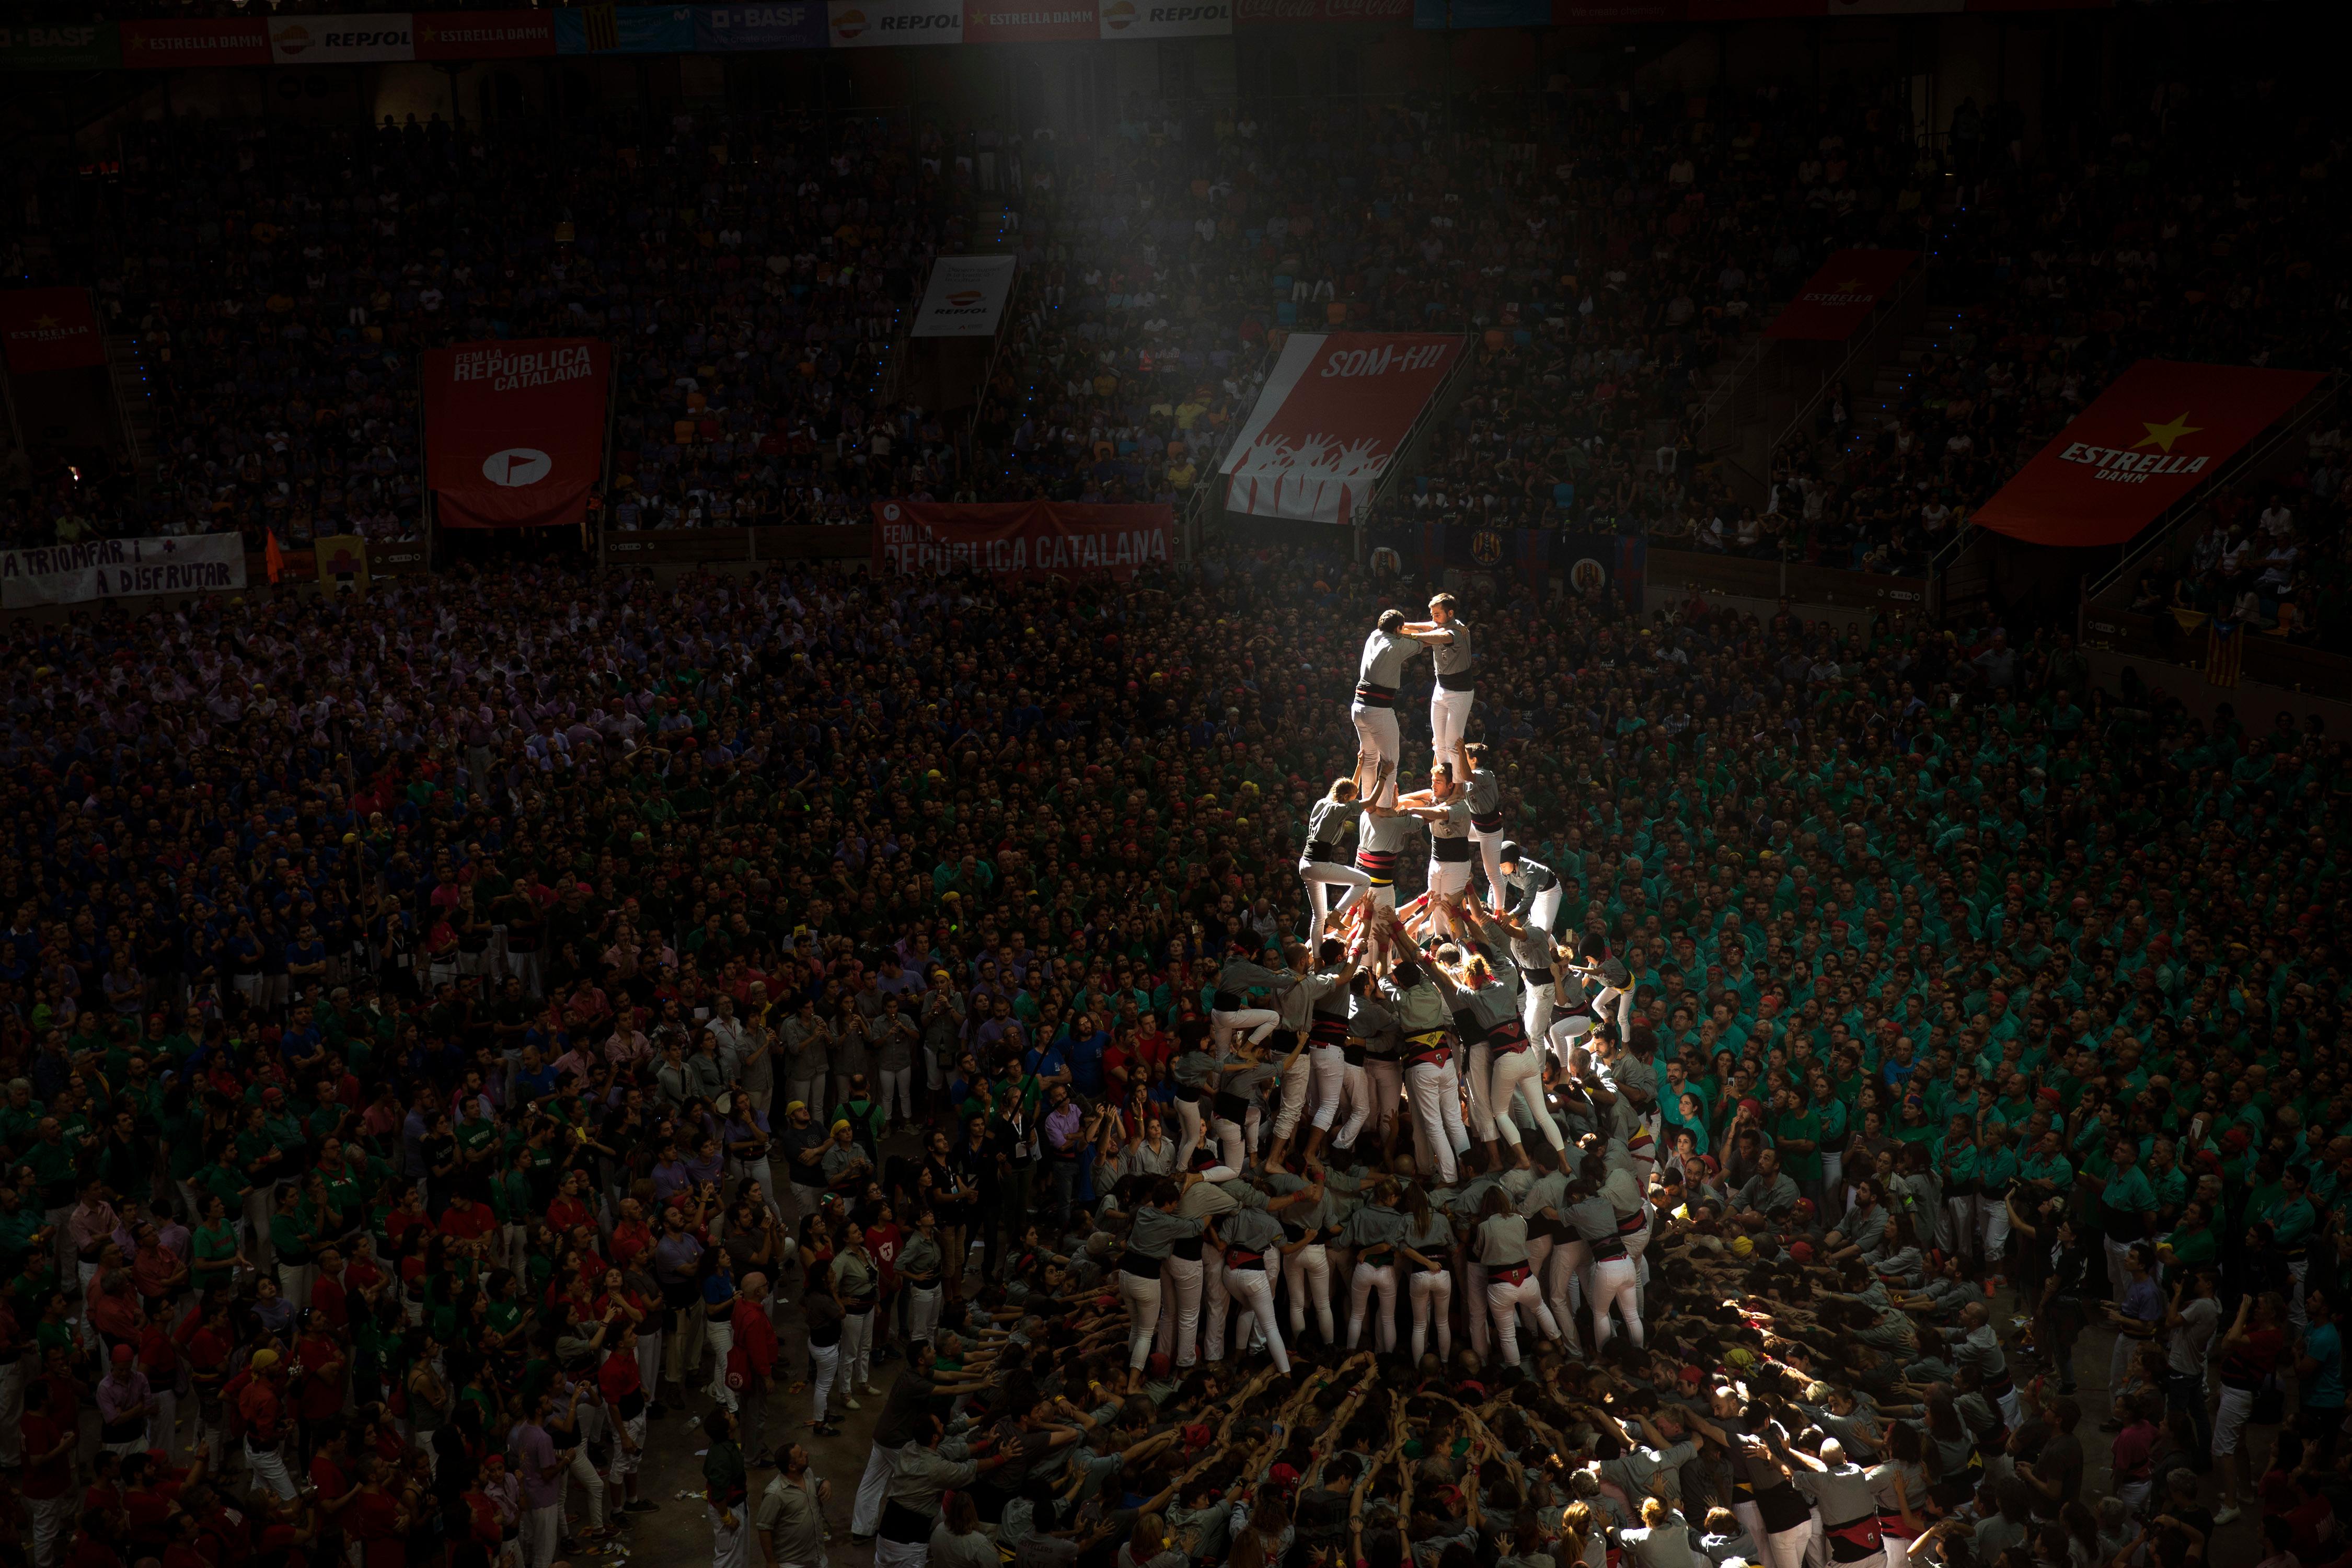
[1764,248,1918,340]
[269,14,416,62]
[1097,0,1232,34]
[1,535,246,610]
[1971,360,2324,548]
[0,23,119,70]
[910,256,1018,338]
[872,501,1172,581]
[827,0,964,45]
[422,339,612,531]
[1219,332,1464,525]
[0,287,106,374]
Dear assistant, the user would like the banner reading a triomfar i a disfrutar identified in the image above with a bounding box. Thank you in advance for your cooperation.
[1,534,247,609]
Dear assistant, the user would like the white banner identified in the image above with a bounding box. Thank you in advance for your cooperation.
[826,0,962,46]
[910,255,1019,339]
[1098,0,1231,36]
[269,14,416,64]
[0,534,248,609]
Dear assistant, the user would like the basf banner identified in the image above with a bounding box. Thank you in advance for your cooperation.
[1097,0,1232,33]
[697,3,831,48]
[910,256,1019,339]
[1764,248,1919,340]
[1220,333,1463,525]
[873,501,1172,581]
[827,0,964,45]
[422,339,612,531]
[269,14,417,63]
[0,288,106,374]
[1970,360,2324,548]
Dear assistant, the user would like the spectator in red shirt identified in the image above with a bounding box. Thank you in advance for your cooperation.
[598,1324,653,1514]
[437,1189,497,1256]
[310,1245,351,1333]
[732,1272,781,1459]
[20,1377,78,1567]
[294,1316,348,1456]
[343,1453,413,1568]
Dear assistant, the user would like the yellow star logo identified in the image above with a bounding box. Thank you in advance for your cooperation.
[31,314,57,328]
[1838,278,1862,292]
[2133,412,2203,453]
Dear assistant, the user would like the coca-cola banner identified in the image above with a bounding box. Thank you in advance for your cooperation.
[871,501,1173,581]
[1219,332,1465,525]
[422,339,612,530]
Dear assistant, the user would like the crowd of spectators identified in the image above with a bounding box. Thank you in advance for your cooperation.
[1765,78,2351,582]
[0,510,2344,1567]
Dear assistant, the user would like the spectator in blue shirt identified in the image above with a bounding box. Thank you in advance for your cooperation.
[1059,1013,1111,1098]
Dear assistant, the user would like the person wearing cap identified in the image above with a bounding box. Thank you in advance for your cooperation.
[236,1346,298,1500]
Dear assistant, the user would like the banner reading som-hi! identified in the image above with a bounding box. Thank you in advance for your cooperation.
[1764,249,1918,341]
[1220,332,1465,526]
[422,339,611,530]
[1970,360,2325,547]
[871,500,1173,580]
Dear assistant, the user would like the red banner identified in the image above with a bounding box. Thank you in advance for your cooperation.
[119,18,270,66]
[1236,0,1410,21]
[414,10,557,57]
[422,339,610,530]
[1763,249,1918,341]
[871,501,1173,580]
[1219,332,1462,525]
[1970,360,2323,548]
[0,287,105,374]
[965,0,1100,39]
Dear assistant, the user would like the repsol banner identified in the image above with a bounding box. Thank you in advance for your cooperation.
[872,501,1173,581]
[827,0,964,45]
[910,255,1018,339]
[0,534,246,610]
[1097,0,1233,33]
[268,14,417,63]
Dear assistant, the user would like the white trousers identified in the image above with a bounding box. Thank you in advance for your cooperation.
[1306,1045,1350,1131]
[1212,1007,1279,1056]
[1425,859,1472,935]
[710,1502,754,1568]
[838,1308,873,1390]
[247,1437,298,1500]
[1270,1061,1313,1141]
[1470,825,1506,907]
[1410,1267,1454,1364]
[1464,1041,1497,1142]
[850,1440,896,1537]
[1405,1059,1466,1184]
[905,1283,942,1346]
[1547,1237,1590,1328]
[1525,883,1562,937]
[1429,686,1474,779]
[810,1341,840,1422]
[1590,1256,1642,1350]
[1485,1270,1561,1366]
[1351,704,1401,803]
[1347,1261,1399,1353]
[1173,1096,1206,1171]
[1156,1255,1204,1366]
[1488,1046,1561,1149]
[1284,1244,1334,1343]
[1217,1265,1288,1372]
[1590,983,1636,1041]
[1340,1059,1401,1151]
[1301,860,1371,926]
